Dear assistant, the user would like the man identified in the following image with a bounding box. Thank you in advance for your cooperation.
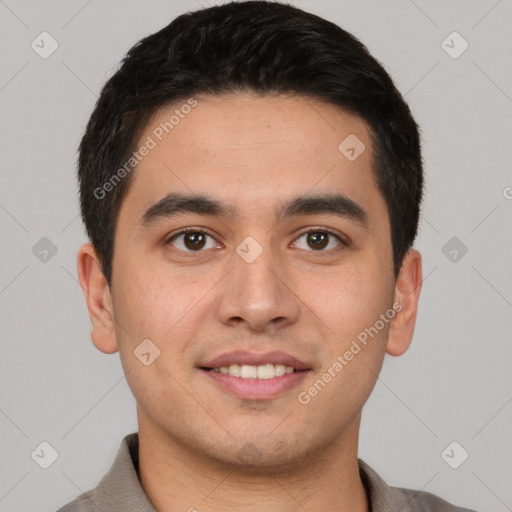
[58,1,479,510]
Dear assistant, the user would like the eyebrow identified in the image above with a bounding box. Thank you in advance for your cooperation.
[140,192,369,230]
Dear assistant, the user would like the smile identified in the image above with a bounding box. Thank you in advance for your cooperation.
[207,363,296,379]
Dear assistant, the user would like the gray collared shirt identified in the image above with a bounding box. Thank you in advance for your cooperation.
[56,433,478,512]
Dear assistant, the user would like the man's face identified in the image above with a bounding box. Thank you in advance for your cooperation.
[106,93,400,468]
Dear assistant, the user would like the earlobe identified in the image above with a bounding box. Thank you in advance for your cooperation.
[386,249,422,357]
[77,243,119,354]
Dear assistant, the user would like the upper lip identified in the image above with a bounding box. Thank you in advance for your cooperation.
[200,350,311,371]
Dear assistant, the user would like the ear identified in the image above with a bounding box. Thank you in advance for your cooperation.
[77,243,119,354]
[386,249,422,357]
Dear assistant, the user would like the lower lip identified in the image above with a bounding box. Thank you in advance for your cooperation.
[200,369,310,400]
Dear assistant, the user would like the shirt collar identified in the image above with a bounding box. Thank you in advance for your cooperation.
[90,432,415,512]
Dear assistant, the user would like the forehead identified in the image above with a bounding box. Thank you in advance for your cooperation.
[120,93,386,225]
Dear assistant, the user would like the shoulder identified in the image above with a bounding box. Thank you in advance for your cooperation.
[396,486,479,512]
[54,432,132,512]
[358,458,480,512]
[54,432,156,512]
[55,491,98,512]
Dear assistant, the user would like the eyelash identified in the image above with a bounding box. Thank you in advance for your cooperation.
[165,227,348,255]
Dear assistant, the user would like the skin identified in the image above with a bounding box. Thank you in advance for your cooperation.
[78,93,422,512]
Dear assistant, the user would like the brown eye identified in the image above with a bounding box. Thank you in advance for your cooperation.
[167,230,218,252]
[307,232,329,250]
[183,232,206,250]
[292,229,345,252]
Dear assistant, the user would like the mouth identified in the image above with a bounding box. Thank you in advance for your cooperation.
[198,350,312,400]
[200,363,304,379]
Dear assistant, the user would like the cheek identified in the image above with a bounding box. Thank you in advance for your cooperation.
[111,270,200,410]
[299,261,393,343]
[114,265,188,335]
[296,267,391,422]
[112,265,214,375]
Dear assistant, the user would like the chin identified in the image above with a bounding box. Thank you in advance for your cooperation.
[198,433,324,476]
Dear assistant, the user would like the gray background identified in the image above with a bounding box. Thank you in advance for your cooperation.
[0,0,511,511]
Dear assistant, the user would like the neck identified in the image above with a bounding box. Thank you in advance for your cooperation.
[137,410,369,512]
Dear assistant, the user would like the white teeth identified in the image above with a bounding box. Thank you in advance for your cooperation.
[240,365,258,378]
[215,363,295,379]
[228,364,241,377]
[274,364,285,377]
[257,364,275,379]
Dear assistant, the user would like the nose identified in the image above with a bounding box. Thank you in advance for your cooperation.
[215,243,300,332]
